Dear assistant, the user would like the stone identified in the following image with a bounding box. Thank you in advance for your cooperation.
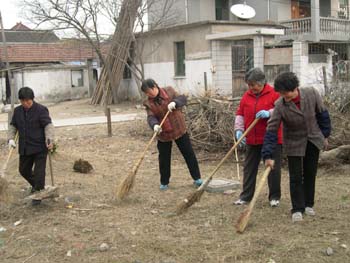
[325,247,334,256]
[66,250,72,257]
[99,243,110,252]
[205,179,240,193]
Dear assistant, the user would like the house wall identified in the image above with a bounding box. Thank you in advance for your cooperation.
[1,67,90,102]
[148,0,292,26]
[211,40,232,95]
[131,24,214,96]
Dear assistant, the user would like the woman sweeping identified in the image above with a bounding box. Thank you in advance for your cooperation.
[141,79,202,190]
[262,72,331,222]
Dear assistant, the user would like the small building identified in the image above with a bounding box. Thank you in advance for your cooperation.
[0,23,101,102]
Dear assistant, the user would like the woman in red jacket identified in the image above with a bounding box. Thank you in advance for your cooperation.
[233,68,283,207]
[141,79,202,190]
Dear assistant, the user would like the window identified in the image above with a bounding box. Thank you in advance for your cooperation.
[215,0,229,20]
[175,41,185,76]
[71,69,84,87]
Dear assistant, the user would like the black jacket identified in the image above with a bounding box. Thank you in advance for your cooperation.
[11,101,52,155]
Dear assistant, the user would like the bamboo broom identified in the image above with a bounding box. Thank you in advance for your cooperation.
[0,133,18,201]
[236,166,272,233]
[116,111,171,200]
[175,118,260,215]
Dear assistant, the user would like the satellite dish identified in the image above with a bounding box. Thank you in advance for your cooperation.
[230,3,256,20]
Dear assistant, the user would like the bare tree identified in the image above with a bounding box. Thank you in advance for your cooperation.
[20,0,179,103]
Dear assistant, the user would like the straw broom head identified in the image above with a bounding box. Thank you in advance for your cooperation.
[235,208,251,233]
[175,188,205,215]
[116,170,136,200]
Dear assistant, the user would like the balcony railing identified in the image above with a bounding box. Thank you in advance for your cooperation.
[280,18,311,36]
[320,17,350,35]
[280,17,350,40]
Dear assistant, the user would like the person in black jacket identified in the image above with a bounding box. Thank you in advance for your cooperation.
[8,87,54,205]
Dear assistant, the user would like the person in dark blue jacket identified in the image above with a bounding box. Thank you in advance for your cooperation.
[8,87,54,205]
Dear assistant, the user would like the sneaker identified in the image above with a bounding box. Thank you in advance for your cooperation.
[193,179,203,187]
[305,207,316,216]
[234,199,248,205]
[292,212,303,223]
[159,184,169,191]
[270,200,280,207]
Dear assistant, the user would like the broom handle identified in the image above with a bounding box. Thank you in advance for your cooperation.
[131,111,171,173]
[246,166,271,211]
[47,139,54,186]
[198,118,260,191]
[1,132,19,178]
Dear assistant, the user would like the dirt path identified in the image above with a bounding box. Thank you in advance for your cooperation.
[0,100,349,263]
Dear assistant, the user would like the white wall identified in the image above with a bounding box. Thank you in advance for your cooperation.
[0,67,90,102]
[142,58,213,97]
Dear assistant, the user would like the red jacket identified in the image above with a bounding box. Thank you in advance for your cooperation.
[235,84,283,145]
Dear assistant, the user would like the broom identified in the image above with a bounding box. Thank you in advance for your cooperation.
[0,133,19,200]
[175,118,260,215]
[116,110,171,200]
[236,166,272,233]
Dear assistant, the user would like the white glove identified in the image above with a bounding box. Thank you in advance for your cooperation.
[153,125,162,134]
[167,102,176,112]
[9,139,16,149]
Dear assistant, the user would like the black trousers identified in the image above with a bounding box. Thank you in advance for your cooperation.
[288,141,320,213]
[157,133,201,185]
[240,144,282,202]
[19,152,47,191]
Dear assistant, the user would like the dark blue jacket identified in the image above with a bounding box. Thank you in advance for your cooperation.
[11,101,52,155]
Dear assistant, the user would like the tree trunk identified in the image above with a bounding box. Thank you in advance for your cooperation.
[91,0,142,105]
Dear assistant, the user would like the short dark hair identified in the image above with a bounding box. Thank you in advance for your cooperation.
[274,72,300,92]
[141,79,158,92]
[18,87,35,100]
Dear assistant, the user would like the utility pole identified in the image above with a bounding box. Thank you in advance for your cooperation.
[0,11,15,126]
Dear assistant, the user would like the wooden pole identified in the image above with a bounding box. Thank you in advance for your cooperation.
[106,107,112,137]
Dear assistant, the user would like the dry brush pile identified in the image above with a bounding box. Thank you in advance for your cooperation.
[185,98,239,152]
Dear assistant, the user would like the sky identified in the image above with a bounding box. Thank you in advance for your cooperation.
[0,0,116,36]
[0,0,27,29]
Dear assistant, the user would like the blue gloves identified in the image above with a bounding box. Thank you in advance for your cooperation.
[256,110,270,119]
[235,130,246,146]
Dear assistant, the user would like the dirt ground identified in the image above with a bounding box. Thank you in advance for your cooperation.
[0,99,349,263]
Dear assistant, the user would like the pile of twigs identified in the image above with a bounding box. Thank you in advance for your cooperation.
[185,97,240,152]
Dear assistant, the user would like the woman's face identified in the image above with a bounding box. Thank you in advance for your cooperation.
[144,86,159,98]
[279,88,298,102]
[20,99,33,109]
[247,81,264,94]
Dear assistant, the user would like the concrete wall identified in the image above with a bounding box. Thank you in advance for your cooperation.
[0,66,91,102]
[292,41,333,95]
[139,24,212,64]
[211,40,232,95]
[148,0,292,27]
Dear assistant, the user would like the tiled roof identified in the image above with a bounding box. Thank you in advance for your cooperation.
[11,22,32,31]
[0,40,110,63]
[0,30,59,43]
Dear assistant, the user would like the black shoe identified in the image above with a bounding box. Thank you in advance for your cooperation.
[32,199,42,206]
